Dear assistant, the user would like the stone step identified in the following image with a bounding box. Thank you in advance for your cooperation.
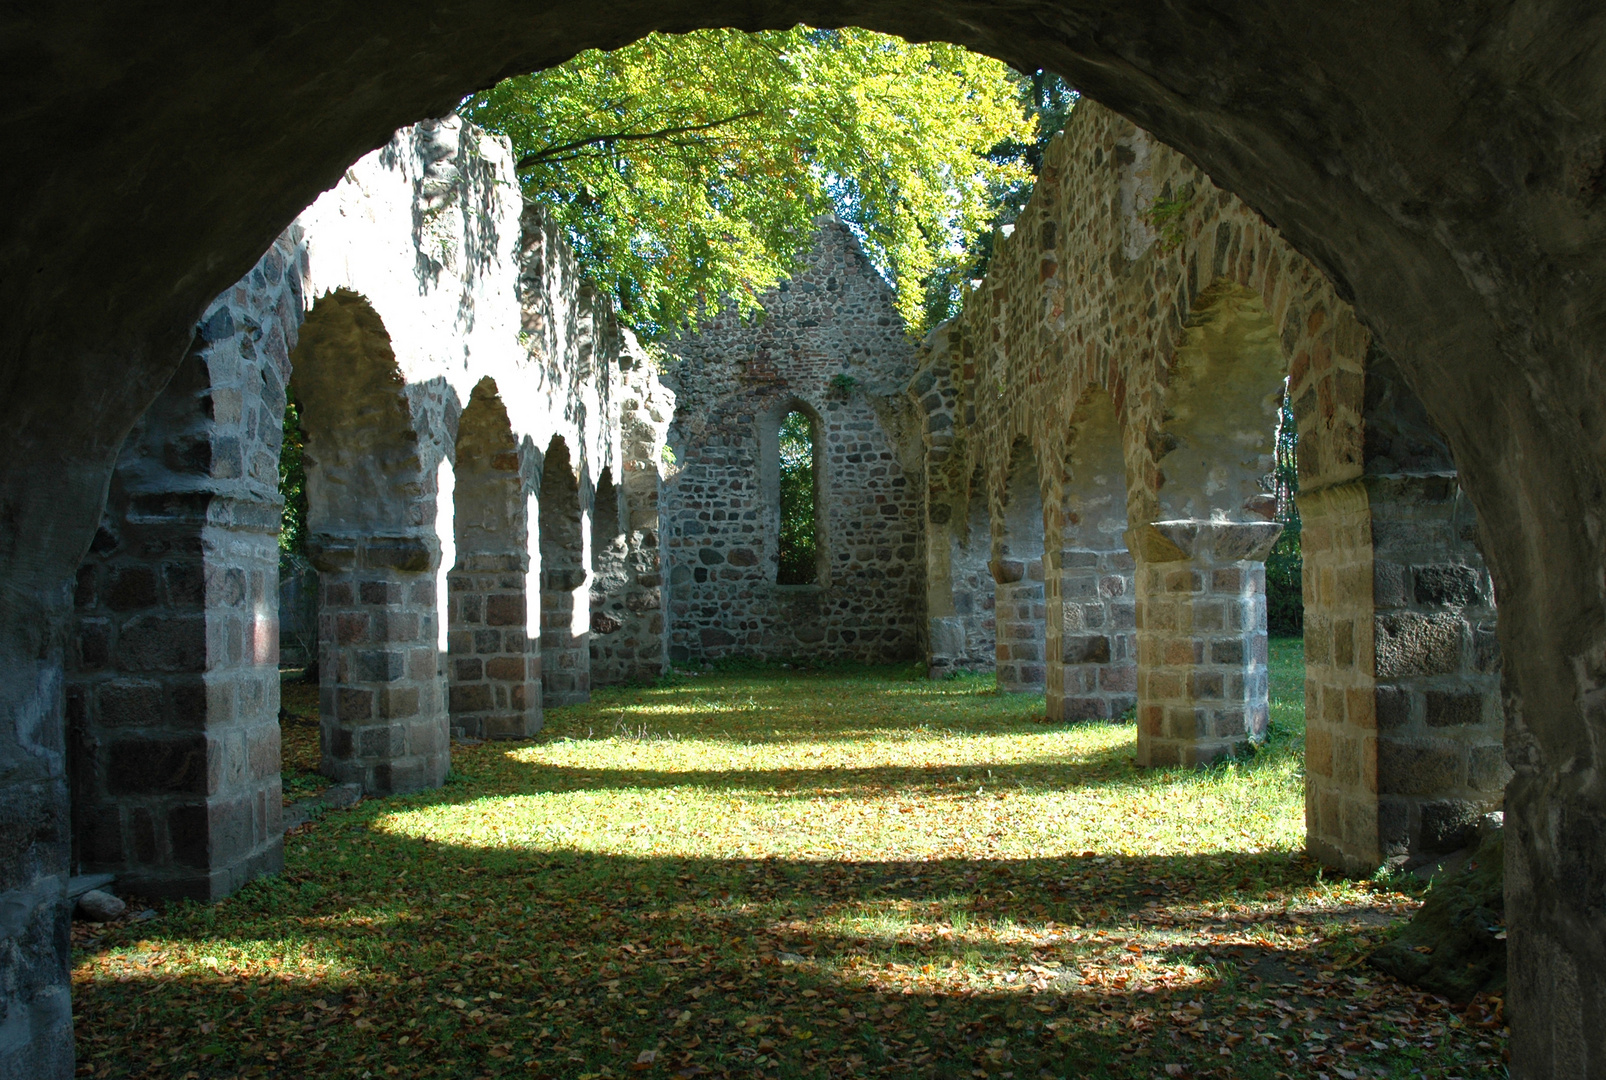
[68,873,116,900]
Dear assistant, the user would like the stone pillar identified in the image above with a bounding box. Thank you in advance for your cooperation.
[1129,521,1282,767]
[1302,474,1505,872]
[65,244,303,903]
[1298,482,1379,871]
[991,554,1046,693]
[1301,350,1506,874]
[447,380,541,741]
[924,467,997,678]
[538,438,591,706]
[70,491,285,899]
[1046,545,1137,720]
[447,553,539,739]
[992,443,1047,694]
[311,537,449,793]
[590,352,673,685]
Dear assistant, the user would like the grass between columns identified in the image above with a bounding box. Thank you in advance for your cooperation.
[71,638,1507,1079]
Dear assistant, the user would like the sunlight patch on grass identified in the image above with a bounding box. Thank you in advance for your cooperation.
[70,638,1502,1080]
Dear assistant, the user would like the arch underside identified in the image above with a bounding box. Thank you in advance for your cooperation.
[4,5,1605,1077]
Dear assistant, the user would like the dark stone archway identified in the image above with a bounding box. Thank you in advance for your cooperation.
[2,5,1604,1076]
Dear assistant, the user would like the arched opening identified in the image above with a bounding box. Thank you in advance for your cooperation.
[291,289,449,795]
[1154,282,1285,523]
[1047,388,1135,720]
[992,438,1047,694]
[448,378,539,740]
[776,407,822,586]
[1128,282,1285,767]
[587,467,629,680]
[538,435,590,707]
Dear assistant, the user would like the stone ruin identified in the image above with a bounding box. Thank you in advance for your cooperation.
[62,102,1505,914]
[67,118,672,900]
[5,14,1598,1068]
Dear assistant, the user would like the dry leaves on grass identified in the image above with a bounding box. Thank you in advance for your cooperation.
[72,646,1505,1079]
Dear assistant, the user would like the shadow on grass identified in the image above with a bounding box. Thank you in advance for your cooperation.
[453,749,1187,800]
[75,825,1346,1080]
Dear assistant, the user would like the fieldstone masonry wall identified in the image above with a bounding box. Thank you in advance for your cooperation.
[661,222,924,664]
[66,232,305,899]
[930,100,1502,871]
[66,118,670,900]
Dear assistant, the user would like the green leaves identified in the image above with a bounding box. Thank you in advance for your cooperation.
[777,410,816,585]
[462,28,1034,337]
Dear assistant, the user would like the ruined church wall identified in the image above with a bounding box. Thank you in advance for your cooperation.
[660,222,924,664]
[67,117,668,895]
[932,100,1504,868]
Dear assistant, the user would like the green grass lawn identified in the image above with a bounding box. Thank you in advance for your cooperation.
[72,639,1506,1079]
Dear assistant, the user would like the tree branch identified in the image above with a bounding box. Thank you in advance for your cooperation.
[517,111,763,171]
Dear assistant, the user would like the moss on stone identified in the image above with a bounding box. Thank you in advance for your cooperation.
[1370,827,1505,1003]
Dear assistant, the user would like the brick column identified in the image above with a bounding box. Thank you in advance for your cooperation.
[311,536,448,794]
[447,553,540,739]
[1129,521,1281,767]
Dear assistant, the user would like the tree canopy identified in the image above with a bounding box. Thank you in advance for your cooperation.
[461,27,1041,336]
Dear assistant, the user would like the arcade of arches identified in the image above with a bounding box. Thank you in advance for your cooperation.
[2,11,1602,1076]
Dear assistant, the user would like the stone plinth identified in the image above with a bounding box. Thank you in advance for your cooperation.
[1129,521,1281,766]
[310,536,449,794]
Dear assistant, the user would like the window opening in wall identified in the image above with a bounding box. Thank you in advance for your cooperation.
[777,409,818,585]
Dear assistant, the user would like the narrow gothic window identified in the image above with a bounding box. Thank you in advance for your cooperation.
[777,409,818,584]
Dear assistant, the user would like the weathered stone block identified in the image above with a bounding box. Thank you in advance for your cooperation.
[1374,612,1462,678]
[1468,745,1510,791]
[1419,799,1481,852]
[1377,739,1462,796]
[485,594,524,626]
[1425,690,1483,727]
[116,613,207,672]
[449,684,494,713]
[1413,564,1481,607]
[105,735,211,795]
[105,566,160,611]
